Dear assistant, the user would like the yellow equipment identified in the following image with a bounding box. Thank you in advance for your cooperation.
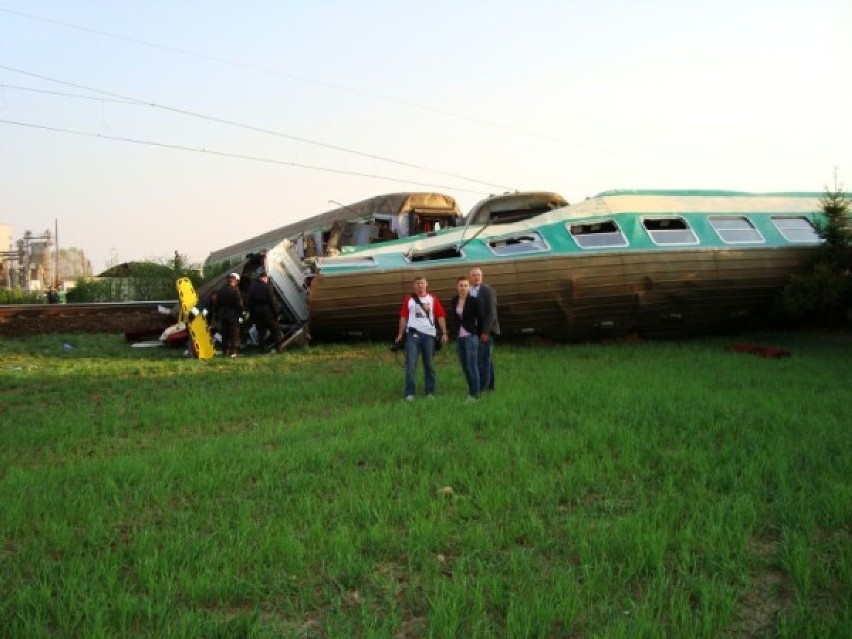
[175,277,216,360]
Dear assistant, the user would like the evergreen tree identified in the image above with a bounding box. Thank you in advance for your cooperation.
[778,176,851,324]
[813,179,852,267]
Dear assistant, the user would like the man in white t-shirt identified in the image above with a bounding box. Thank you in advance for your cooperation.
[395,276,449,400]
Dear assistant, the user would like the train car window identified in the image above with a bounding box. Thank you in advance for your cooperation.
[709,216,765,244]
[569,220,628,249]
[319,256,377,269]
[770,216,821,243]
[488,231,550,255]
[407,245,464,262]
[642,217,699,245]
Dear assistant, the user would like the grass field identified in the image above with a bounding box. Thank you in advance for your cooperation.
[1,331,850,638]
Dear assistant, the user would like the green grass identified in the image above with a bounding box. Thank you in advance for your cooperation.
[1,331,850,638]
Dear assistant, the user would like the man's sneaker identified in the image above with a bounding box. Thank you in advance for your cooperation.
[404,395,415,402]
[466,395,479,403]
[426,394,435,400]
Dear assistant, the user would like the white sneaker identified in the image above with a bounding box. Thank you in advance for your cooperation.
[404,395,414,402]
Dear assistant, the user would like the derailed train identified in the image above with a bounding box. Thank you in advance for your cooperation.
[202,189,833,346]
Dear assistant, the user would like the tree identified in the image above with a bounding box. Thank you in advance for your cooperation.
[813,178,852,267]
[69,250,203,302]
[777,176,852,325]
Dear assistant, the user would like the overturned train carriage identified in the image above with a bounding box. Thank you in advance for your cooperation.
[204,192,463,268]
[306,190,833,342]
[197,192,464,342]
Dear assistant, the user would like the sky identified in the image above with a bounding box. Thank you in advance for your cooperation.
[1,0,850,273]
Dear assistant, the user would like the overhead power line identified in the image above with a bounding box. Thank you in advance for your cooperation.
[0,118,493,196]
[0,66,515,192]
[0,5,653,164]
[0,83,137,105]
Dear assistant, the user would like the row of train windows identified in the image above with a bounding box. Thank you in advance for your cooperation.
[486,215,820,255]
[343,215,822,264]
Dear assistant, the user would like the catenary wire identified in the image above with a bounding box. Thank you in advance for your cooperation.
[0,5,658,165]
[0,66,515,192]
[0,118,493,196]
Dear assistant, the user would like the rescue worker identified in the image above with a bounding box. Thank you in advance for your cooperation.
[247,270,285,352]
[217,273,245,357]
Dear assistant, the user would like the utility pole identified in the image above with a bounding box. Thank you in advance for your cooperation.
[55,218,60,287]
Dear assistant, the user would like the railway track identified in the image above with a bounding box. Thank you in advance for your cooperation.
[0,301,179,337]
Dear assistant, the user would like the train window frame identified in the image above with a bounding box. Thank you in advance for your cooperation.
[319,255,378,268]
[405,244,465,263]
[568,220,628,249]
[708,216,765,244]
[642,217,699,245]
[770,216,821,244]
[487,231,550,256]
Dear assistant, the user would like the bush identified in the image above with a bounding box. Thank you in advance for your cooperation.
[779,262,851,324]
[777,180,852,325]
[199,260,234,286]
[0,288,43,304]
[69,255,204,302]
[66,277,182,302]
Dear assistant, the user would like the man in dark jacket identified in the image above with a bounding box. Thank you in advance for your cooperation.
[469,267,500,391]
[247,270,285,352]
[449,275,485,400]
[217,273,245,357]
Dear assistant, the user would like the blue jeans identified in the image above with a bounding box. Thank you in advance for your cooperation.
[404,329,436,396]
[478,337,495,391]
[456,335,480,397]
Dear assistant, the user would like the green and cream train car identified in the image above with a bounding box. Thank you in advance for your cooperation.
[306,190,832,342]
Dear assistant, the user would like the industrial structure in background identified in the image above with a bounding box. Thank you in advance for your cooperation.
[0,222,92,292]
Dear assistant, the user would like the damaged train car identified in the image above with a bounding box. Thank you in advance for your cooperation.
[197,192,463,345]
[306,189,831,342]
[199,189,835,349]
[205,191,463,267]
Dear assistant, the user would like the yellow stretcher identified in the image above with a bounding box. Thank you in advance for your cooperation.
[175,277,216,360]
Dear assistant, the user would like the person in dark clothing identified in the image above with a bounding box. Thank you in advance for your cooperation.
[449,275,485,400]
[247,270,285,352]
[217,273,245,357]
[469,267,500,391]
[47,288,59,304]
[198,290,218,322]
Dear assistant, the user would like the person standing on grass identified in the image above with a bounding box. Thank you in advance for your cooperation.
[449,274,485,401]
[217,272,245,358]
[247,270,285,353]
[395,275,449,401]
[469,267,500,392]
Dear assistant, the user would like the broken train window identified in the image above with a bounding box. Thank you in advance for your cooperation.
[487,231,550,255]
[407,245,464,262]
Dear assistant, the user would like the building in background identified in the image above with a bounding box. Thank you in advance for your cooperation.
[0,223,19,289]
[0,223,92,291]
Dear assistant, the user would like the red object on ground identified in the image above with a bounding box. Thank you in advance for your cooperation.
[730,343,791,358]
[164,328,189,347]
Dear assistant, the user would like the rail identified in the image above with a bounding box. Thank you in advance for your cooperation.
[0,301,177,316]
[0,301,179,337]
